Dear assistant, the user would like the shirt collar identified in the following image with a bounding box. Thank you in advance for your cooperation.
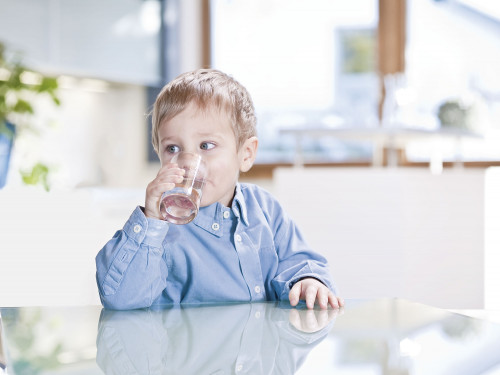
[232,183,249,226]
[192,202,224,237]
[192,184,248,235]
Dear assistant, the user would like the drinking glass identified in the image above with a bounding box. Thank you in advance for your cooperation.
[159,152,206,224]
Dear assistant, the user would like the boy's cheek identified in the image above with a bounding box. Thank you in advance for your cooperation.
[200,188,215,207]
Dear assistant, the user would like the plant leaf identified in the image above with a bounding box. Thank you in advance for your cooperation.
[21,163,50,191]
[12,99,34,114]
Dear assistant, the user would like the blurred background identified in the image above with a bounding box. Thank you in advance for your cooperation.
[0,0,499,309]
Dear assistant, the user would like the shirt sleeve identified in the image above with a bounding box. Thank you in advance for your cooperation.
[270,208,337,301]
[95,206,170,310]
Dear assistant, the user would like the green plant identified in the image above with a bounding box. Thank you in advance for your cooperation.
[0,41,60,190]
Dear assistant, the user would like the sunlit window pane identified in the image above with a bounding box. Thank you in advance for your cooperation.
[405,0,500,162]
[211,0,378,163]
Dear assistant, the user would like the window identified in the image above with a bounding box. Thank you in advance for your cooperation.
[402,0,500,163]
[211,0,378,164]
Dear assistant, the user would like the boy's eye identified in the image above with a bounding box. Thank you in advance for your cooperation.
[200,142,215,151]
[165,145,180,153]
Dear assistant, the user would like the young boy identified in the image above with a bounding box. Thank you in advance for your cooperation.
[96,69,343,310]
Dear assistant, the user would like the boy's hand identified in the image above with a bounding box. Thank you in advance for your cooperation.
[144,163,185,220]
[289,277,344,310]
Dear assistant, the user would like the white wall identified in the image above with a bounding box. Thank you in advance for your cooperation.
[274,166,500,309]
[0,186,144,306]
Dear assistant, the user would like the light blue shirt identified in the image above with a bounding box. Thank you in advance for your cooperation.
[96,183,336,310]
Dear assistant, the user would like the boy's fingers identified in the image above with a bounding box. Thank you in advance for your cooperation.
[145,165,186,218]
[147,182,175,197]
[328,293,345,309]
[289,282,301,306]
[146,167,185,202]
[145,183,173,213]
[156,162,178,175]
[155,168,184,184]
[338,297,345,308]
[328,293,339,309]
[305,285,318,309]
[317,287,329,310]
[290,279,344,311]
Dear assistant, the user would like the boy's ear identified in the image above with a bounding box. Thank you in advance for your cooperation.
[239,136,259,173]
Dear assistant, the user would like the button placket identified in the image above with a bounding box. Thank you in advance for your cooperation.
[233,229,266,301]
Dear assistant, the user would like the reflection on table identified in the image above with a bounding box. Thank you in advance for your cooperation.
[97,302,336,375]
[1,299,500,375]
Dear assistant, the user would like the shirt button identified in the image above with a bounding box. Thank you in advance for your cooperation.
[255,311,261,319]
[223,211,230,219]
[236,364,243,372]
[254,285,261,294]
[212,223,220,231]
[133,224,142,233]
[235,234,242,242]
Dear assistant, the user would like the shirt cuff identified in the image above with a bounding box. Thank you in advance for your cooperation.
[284,262,338,297]
[123,206,170,248]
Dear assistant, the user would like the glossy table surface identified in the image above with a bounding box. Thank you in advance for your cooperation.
[1,299,500,375]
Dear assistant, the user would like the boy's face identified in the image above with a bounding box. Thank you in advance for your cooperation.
[157,102,257,207]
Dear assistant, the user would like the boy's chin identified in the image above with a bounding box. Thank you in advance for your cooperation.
[199,197,215,207]
[200,195,233,208]
[200,200,219,208]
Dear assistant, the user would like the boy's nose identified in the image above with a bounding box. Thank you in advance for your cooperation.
[182,149,202,157]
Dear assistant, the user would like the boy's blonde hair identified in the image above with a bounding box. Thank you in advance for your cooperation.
[151,69,257,155]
